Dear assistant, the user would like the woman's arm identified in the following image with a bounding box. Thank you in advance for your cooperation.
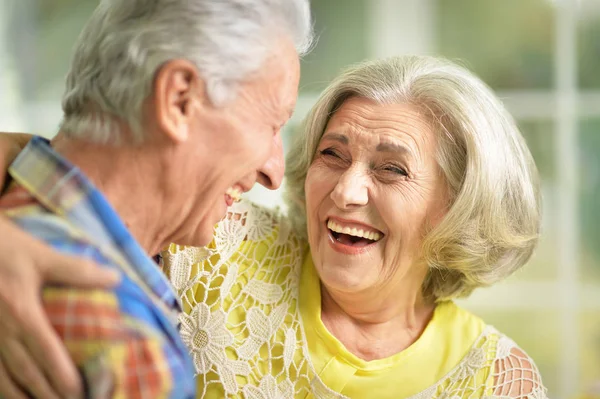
[0,132,123,398]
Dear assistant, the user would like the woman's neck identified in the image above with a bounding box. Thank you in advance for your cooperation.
[320,275,435,361]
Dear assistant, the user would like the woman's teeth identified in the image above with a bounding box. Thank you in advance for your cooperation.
[226,187,242,202]
[327,220,382,241]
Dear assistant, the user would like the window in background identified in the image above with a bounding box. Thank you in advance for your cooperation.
[4,0,97,134]
[436,0,554,90]
[34,0,97,101]
[513,120,558,282]
[578,2,600,89]
[580,119,600,285]
[299,0,369,93]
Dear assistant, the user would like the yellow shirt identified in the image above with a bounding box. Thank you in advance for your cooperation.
[300,254,487,398]
[162,200,547,398]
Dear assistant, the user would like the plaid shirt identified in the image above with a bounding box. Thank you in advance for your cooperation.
[0,137,195,398]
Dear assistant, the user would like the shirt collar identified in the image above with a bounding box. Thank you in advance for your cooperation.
[9,136,180,311]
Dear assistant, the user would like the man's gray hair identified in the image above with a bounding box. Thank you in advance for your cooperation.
[60,0,314,143]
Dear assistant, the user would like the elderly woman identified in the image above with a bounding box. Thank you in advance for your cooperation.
[162,55,546,398]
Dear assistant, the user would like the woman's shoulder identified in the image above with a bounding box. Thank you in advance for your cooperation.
[479,326,548,398]
[435,302,548,399]
[451,304,540,369]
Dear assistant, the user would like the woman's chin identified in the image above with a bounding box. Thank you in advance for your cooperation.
[316,261,374,293]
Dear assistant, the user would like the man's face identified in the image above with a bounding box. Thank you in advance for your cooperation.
[173,37,300,246]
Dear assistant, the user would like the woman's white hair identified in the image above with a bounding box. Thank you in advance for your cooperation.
[60,0,313,143]
[285,55,541,302]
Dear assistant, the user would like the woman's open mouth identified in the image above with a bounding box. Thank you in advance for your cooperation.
[327,219,383,248]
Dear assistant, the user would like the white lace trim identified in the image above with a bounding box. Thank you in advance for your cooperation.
[162,200,548,398]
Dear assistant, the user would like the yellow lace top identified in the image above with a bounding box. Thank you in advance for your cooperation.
[161,200,547,398]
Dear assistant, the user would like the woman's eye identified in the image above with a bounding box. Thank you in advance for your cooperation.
[383,165,408,176]
[320,148,339,158]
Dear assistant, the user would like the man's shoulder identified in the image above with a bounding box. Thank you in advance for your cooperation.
[6,206,113,264]
[6,208,196,397]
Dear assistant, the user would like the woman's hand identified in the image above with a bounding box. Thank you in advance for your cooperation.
[0,217,121,399]
[0,133,121,398]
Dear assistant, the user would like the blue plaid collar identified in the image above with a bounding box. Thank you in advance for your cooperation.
[9,136,180,311]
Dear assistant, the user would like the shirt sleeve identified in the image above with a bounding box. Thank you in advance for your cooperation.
[42,240,196,399]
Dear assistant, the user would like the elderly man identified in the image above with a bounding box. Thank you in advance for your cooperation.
[0,0,312,397]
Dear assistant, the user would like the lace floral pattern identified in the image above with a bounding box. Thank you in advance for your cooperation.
[161,200,548,398]
[179,303,234,374]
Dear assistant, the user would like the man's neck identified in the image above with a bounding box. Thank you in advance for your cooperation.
[52,135,187,255]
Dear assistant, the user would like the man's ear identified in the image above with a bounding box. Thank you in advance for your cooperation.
[153,59,206,143]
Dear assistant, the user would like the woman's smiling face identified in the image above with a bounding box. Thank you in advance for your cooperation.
[304,97,449,294]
